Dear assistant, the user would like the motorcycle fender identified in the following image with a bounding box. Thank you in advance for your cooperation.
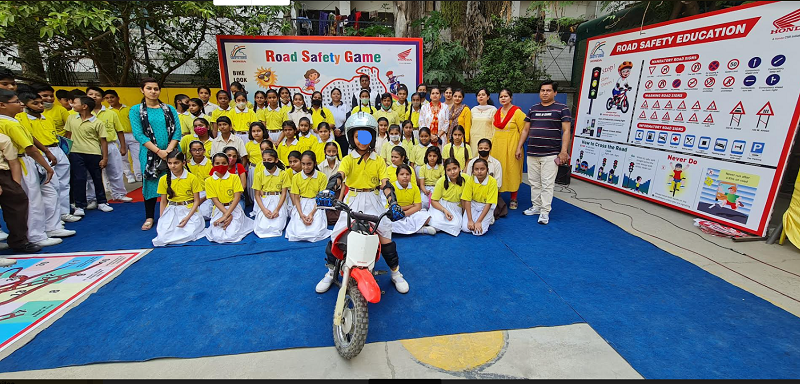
[350,268,381,304]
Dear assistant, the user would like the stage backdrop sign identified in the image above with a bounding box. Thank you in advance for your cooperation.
[216,35,422,107]
[572,1,800,236]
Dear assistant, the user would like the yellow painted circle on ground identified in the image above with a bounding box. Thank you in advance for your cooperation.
[400,331,505,372]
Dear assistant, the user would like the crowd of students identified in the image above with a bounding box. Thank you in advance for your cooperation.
[0,69,573,293]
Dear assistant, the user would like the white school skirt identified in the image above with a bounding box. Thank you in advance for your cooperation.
[268,130,281,144]
[285,197,331,242]
[392,210,431,234]
[461,202,496,236]
[428,199,463,237]
[152,204,206,246]
[333,190,392,240]
[205,204,254,243]
[198,191,213,220]
[254,194,288,238]
[420,185,435,211]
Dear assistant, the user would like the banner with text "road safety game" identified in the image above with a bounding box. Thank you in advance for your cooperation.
[573,1,800,236]
[216,36,422,106]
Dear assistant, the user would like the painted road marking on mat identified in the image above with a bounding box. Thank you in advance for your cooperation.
[401,331,506,372]
[0,250,148,355]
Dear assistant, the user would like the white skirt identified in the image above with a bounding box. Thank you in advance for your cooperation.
[461,201,496,236]
[152,204,206,246]
[420,185,435,211]
[205,204,254,243]
[285,197,331,242]
[198,192,213,220]
[268,130,281,144]
[392,210,431,234]
[428,199,463,237]
[254,194,288,238]
[333,190,392,240]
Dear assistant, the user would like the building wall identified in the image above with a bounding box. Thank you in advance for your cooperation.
[519,1,599,19]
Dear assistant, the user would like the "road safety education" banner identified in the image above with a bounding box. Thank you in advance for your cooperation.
[573,1,800,236]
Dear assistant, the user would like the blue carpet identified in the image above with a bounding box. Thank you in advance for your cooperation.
[1,189,799,378]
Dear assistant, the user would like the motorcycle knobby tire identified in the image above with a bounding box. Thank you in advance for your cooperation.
[333,279,369,359]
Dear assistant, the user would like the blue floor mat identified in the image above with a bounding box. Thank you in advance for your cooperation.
[1,189,799,378]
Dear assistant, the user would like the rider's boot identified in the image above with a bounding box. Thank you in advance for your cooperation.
[316,241,336,293]
[382,242,409,293]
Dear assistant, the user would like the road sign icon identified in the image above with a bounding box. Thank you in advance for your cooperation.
[658,132,668,144]
[743,75,757,87]
[635,130,644,140]
[727,59,739,70]
[661,65,669,74]
[771,54,786,67]
[649,66,657,74]
[707,101,717,111]
[645,80,653,89]
[722,76,735,87]
[699,137,711,150]
[704,77,715,87]
[674,112,684,121]
[708,61,720,71]
[692,101,701,110]
[748,57,761,68]
[664,101,673,109]
[662,112,670,120]
[652,100,660,109]
[676,64,685,73]
[641,100,648,109]
[639,111,647,119]
[672,79,682,88]
[729,101,745,126]
[688,113,699,122]
[714,138,728,152]
[687,78,698,88]
[757,101,774,129]
[646,131,655,142]
[684,135,695,147]
[766,74,780,86]
[670,134,681,145]
[650,112,658,120]
[678,101,686,109]
[751,142,764,154]
[691,62,701,72]
[703,114,714,124]
[658,79,667,88]
[731,140,746,155]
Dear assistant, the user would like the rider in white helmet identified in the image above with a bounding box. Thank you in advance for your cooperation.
[315,112,410,294]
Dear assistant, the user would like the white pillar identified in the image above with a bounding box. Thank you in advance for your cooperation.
[512,1,521,18]
[340,1,350,16]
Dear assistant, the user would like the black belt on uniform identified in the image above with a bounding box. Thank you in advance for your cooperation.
[45,143,59,147]
[352,188,378,193]
[261,192,281,196]
[168,201,191,206]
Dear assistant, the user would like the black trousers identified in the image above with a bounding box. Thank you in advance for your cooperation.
[0,169,30,248]
[69,153,107,208]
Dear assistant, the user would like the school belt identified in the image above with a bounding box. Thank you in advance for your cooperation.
[168,200,191,206]
[261,192,281,196]
[45,143,59,147]
[351,187,378,193]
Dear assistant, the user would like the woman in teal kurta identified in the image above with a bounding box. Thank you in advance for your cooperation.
[129,78,182,231]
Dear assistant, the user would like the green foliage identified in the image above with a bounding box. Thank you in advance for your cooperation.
[344,24,394,37]
[412,11,467,86]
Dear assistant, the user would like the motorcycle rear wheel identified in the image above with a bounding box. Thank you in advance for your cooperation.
[333,279,369,359]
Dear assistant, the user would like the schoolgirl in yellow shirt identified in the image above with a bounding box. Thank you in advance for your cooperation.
[152,151,205,246]
[296,117,317,153]
[390,164,436,236]
[427,158,466,237]
[410,127,433,167]
[174,94,194,136]
[384,145,417,188]
[400,120,416,155]
[461,158,499,236]
[285,151,331,242]
[204,153,254,243]
[311,122,342,162]
[209,90,234,136]
[441,125,471,170]
[186,140,213,219]
[244,121,267,207]
[276,121,301,166]
[309,91,335,129]
[255,89,287,143]
[380,124,404,163]
[231,92,257,142]
[179,117,213,158]
[252,148,291,238]
[416,145,444,210]
[350,89,377,117]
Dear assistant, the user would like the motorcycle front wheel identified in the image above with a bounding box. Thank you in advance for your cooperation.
[333,279,369,359]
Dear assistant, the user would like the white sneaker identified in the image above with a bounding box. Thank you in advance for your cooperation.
[61,214,82,222]
[0,243,8,251]
[98,203,114,212]
[46,229,76,238]
[126,174,136,184]
[0,230,8,242]
[421,225,436,235]
[73,208,85,217]
[114,196,133,202]
[316,269,334,293]
[524,206,541,216]
[35,237,63,247]
[135,174,143,182]
[86,201,98,210]
[391,270,409,294]
[0,257,15,267]
[538,212,550,225]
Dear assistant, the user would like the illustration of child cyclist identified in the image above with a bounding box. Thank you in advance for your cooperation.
[612,61,633,108]
[668,162,690,195]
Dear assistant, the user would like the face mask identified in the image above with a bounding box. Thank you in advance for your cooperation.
[262,161,277,170]
[418,92,427,100]
[326,155,337,161]
[179,103,189,111]
[212,165,228,174]
[311,99,322,107]
[43,101,54,109]
[390,134,401,142]
[361,98,370,106]
[479,150,490,158]
[194,126,208,136]
[382,104,391,110]
[236,102,247,110]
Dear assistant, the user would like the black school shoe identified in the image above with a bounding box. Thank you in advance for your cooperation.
[12,242,42,254]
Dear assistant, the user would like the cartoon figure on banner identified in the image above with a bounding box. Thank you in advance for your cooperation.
[303,69,321,92]
[634,177,644,193]
[695,168,756,225]
[711,183,745,211]
[597,158,608,181]
[386,71,403,94]
[255,67,278,88]
[607,61,633,113]
[574,150,585,173]
[665,162,690,197]
[607,160,619,184]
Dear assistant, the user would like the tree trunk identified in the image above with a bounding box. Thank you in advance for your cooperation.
[92,34,122,86]
[395,1,424,38]
[395,1,408,37]
[17,39,47,83]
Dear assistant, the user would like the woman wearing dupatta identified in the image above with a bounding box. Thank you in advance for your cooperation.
[447,89,471,145]
[469,88,497,155]
[489,89,527,210]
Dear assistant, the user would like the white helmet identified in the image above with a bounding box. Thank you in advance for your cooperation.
[345,112,378,149]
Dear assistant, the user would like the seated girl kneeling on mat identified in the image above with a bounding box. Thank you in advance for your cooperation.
[152,150,206,246]
[428,158,467,237]
[252,149,290,238]
[186,140,213,219]
[205,153,254,243]
[391,164,435,235]
[285,151,331,242]
[461,158,498,236]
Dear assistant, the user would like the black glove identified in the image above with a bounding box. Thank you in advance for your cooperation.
[326,172,343,191]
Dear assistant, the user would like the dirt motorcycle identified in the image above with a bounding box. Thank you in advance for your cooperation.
[315,190,405,359]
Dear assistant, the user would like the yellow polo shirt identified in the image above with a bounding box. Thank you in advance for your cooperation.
[296,132,317,153]
[401,138,415,156]
[180,134,212,159]
[230,108,257,133]
[461,175,498,205]
[350,105,377,117]
[0,116,33,155]
[245,140,263,163]
[209,106,234,124]
[392,101,410,120]
[310,107,335,129]
[432,173,467,203]
[418,163,444,187]
[16,113,58,146]
[290,170,327,198]
[92,107,123,144]
[187,156,213,181]
[380,140,405,164]
[277,137,301,165]
[312,138,342,163]
[64,114,108,155]
[178,112,194,136]
[406,107,421,128]
[373,108,400,126]
[339,151,387,189]
[108,105,132,133]
[394,180,421,207]
[411,143,432,166]
[205,171,243,204]
[0,133,17,171]
[43,104,72,136]
[256,105,289,132]
[157,170,203,205]
[384,163,417,188]
[252,165,290,193]
[442,142,471,170]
